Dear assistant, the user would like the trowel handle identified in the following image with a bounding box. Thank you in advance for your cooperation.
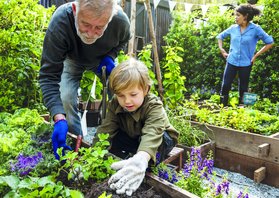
[75,135,82,152]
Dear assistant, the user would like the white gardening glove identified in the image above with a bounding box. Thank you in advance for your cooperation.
[108,151,150,196]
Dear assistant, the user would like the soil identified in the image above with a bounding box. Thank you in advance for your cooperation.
[85,179,163,198]
[57,170,165,198]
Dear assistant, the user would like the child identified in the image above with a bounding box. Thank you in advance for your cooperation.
[92,58,179,196]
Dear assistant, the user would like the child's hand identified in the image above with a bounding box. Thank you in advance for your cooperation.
[108,151,150,196]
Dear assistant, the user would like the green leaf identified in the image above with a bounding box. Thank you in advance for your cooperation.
[70,190,84,198]
[0,175,20,189]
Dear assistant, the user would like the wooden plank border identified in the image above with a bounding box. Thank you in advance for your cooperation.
[145,172,199,198]
[214,148,279,187]
[190,121,279,164]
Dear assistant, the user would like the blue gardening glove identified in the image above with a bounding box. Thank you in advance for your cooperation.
[97,55,115,76]
[52,119,72,160]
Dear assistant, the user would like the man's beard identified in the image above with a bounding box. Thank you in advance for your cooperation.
[75,19,104,45]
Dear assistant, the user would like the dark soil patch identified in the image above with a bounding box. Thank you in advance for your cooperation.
[57,169,167,198]
[85,179,163,198]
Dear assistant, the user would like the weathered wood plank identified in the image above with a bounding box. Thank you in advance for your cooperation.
[163,147,184,171]
[258,143,270,157]
[214,148,279,187]
[254,167,266,184]
[190,121,279,164]
[270,132,279,139]
[145,172,199,198]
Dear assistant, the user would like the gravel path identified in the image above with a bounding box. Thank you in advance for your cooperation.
[213,167,279,198]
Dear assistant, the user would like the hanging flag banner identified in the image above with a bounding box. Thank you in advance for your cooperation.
[201,4,209,16]
[153,0,160,10]
[169,0,177,12]
[219,5,228,15]
[184,3,193,14]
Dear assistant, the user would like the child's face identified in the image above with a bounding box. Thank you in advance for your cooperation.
[116,85,148,112]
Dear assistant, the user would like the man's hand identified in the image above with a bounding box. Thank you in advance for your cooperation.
[108,151,150,196]
[97,56,115,76]
[52,119,72,160]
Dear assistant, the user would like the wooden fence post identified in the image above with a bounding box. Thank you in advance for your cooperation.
[128,0,136,56]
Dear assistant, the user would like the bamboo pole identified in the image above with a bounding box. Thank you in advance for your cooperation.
[127,0,136,57]
[144,0,164,101]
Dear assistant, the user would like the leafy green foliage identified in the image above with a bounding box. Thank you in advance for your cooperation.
[0,0,54,112]
[253,98,279,116]
[250,0,279,101]
[0,108,48,176]
[138,44,158,95]
[80,71,103,102]
[162,46,186,108]
[167,109,209,146]
[116,50,130,63]
[0,175,82,198]
[193,106,279,135]
[58,133,116,186]
[98,192,112,198]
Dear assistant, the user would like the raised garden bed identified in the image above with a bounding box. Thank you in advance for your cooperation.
[190,120,279,188]
[67,133,199,198]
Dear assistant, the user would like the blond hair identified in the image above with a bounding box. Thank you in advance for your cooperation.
[109,58,152,94]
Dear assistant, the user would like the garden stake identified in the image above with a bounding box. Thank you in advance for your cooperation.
[101,66,107,121]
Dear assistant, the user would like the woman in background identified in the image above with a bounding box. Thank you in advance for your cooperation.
[217,4,273,106]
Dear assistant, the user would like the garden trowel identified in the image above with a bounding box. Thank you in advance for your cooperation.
[80,74,97,137]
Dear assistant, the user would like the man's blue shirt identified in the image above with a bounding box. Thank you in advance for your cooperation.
[217,22,273,66]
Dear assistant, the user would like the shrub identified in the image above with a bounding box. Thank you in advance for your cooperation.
[0,0,54,112]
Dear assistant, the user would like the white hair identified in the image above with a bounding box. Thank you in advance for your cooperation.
[75,0,117,18]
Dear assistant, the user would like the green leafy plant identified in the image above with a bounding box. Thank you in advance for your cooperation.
[0,0,55,112]
[116,50,130,63]
[98,192,112,198]
[0,108,49,176]
[58,133,117,187]
[80,71,103,102]
[167,109,209,147]
[0,175,82,198]
[138,44,158,95]
[162,46,186,108]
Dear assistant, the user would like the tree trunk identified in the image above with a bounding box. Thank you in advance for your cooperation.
[144,0,164,101]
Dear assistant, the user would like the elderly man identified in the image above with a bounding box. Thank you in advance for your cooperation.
[39,0,130,159]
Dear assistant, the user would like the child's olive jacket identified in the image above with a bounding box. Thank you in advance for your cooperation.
[93,93,179,162]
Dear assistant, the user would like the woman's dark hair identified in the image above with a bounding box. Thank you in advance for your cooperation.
[236,4,261,22]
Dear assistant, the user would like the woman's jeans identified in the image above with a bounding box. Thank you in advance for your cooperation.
[221,62,252,103]
[60,59,84,135]
[110,130,175,163]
